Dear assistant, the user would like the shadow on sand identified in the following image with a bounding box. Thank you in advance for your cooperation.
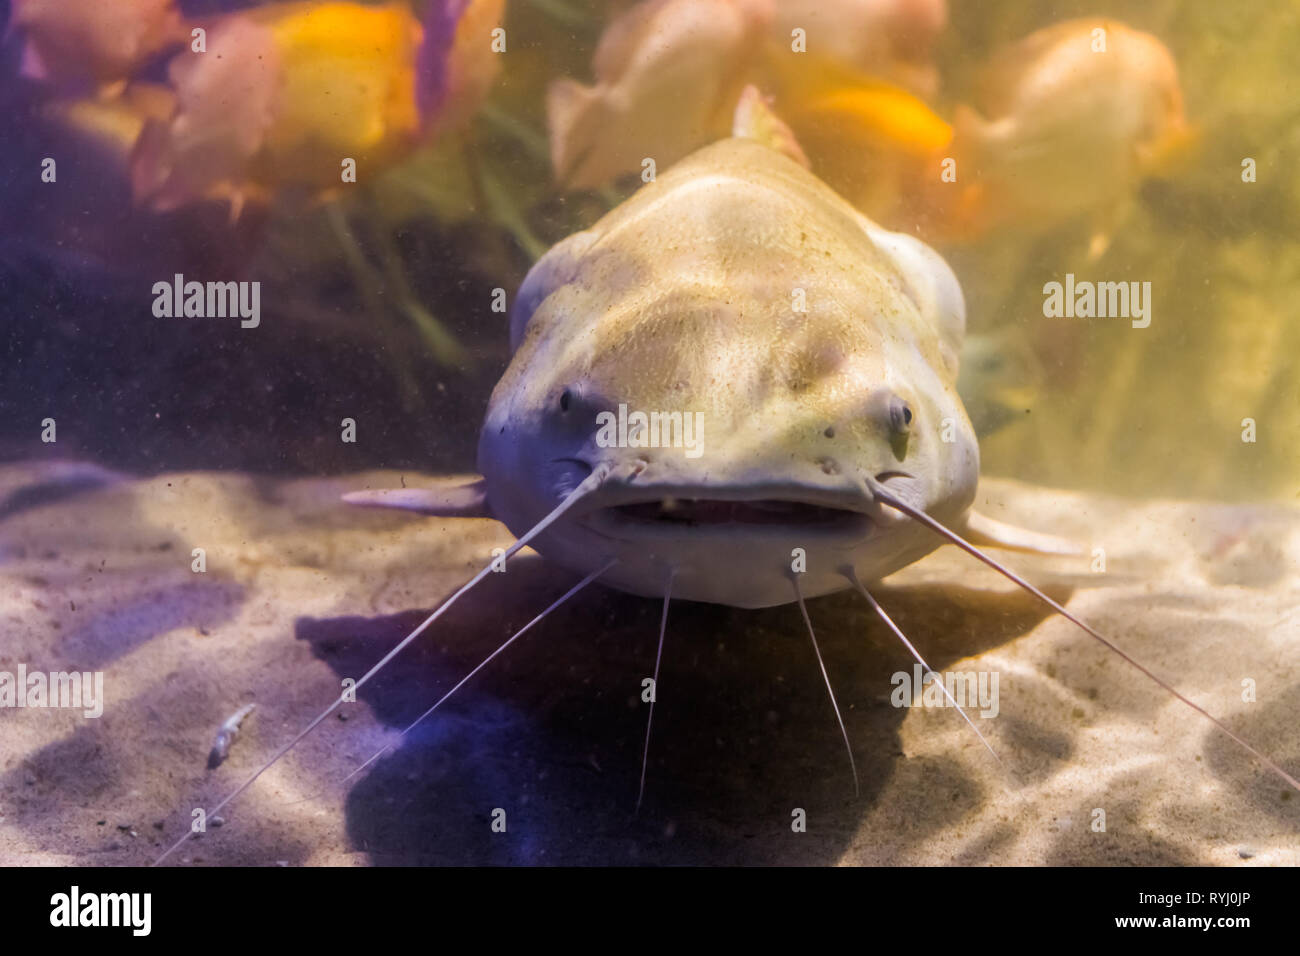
[295,553,1059,865]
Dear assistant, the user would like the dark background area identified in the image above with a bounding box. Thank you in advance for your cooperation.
[0,0,539,477]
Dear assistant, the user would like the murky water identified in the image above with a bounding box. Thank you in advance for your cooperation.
[4,0,1295,497]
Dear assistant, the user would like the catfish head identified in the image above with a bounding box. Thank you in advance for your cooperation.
[477,138,979,607]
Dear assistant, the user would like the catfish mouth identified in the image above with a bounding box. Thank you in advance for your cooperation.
[582,492,874,540]
[612,498,857,527]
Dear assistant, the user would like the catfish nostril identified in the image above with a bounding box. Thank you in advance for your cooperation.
[823,425,835,438]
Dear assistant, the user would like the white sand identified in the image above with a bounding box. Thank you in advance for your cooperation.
[0,462,1296,865]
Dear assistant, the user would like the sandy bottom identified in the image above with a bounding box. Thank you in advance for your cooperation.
[0,461,1296,866]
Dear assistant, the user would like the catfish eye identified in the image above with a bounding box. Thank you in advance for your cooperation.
[559,388,572,413]
[886,397,912,461]
[889,398,913,434]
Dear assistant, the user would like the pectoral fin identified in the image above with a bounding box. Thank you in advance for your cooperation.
[343,477,491,518]
[959,509,1081,556]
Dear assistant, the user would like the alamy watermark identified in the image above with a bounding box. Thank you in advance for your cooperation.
[595,403,704,458]
[891,664,999,718]
[50,886,150,936]
[1043,273,1151,328]
[0,665,104,718]
[152,273,260,328]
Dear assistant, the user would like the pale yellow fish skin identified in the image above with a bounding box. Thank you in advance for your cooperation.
[481,138,979,607]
